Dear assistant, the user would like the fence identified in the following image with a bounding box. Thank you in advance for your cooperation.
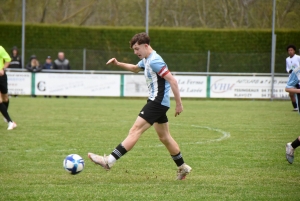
[24,49,291,73]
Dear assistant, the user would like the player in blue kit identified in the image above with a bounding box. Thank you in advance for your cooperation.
[88,32,192,180]
[285,66,300,164]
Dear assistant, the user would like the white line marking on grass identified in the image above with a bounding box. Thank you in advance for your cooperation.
[190,125,231,144]
[143,124,230,147]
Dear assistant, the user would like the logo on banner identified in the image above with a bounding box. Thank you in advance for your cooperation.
[211,79,234,93]
[37,81,46,91]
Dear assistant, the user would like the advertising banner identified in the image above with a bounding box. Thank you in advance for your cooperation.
[35,73,120,96]
[124,74,207,98]
[210,76,289,99]
[6,72,32,95]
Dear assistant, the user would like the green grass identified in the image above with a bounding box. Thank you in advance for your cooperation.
[0,97,299,201]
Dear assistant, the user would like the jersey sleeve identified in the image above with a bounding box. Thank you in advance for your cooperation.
[137,60,145,71]
[286,58,290,73]
[286,73,299,88]
[0,46,11,70]
[150,59,170,78]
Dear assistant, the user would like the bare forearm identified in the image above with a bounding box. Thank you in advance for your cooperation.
[116,62,139,73]
[3,62,10,69]
[169,79,182,105]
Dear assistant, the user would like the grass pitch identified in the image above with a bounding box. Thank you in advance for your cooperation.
[0,97,299,201]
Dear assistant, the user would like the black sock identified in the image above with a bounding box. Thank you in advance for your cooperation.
[291,137,300,149]
[3,99,9,110]
[0,103,12,122]
[111,143,127,160]
[171,152,184,167]
[292,101,297,109]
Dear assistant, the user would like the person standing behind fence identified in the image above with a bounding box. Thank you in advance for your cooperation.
[43,56,53,70]
[9,46,22,69]
[53,52,71,70]
[53,52,70,98]
[25,55,43,73]
[286,45,300,111]
[0,46,17,130]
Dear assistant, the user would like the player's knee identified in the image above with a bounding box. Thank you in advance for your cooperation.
[128,125,142,138]
[158,134,171,144]
[2,95,8,102]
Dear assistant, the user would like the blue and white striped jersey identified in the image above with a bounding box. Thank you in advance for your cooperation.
[286,67,300,88]
[137,51,171,107]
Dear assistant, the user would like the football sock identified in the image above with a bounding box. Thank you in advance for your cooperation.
[171,152,184,167]
[291,137,300,149]
[110,143,128,161]
[3,100,9,110]
[0,103,12,122]
[292,101,297,109]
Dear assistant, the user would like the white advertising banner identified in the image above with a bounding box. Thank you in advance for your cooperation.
[35,73,120,96]
[172,75,207,97]
[124,74,207,98]
[124,74,148,97]
[7,72,32,95]
[210,76,289,99]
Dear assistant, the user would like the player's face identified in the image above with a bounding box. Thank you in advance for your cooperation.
[132,43,148,59]
[288,48,295,57]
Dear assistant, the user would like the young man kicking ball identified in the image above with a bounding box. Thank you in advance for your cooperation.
[88,32,192,180]
[285,66,300,163]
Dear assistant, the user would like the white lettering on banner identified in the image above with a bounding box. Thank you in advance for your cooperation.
[172,76,206,97]
[210,76,289,99]
[34,73,120,96]
[6,72,32,95]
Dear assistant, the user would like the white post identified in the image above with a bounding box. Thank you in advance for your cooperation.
[83,48,86,71]
[270,0,276,100]
[145,0,149,34]
[206,50,210,73]
[21,0,26,69]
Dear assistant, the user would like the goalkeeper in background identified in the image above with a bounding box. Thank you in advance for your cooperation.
[286,45,300,111]
[0,46,17,130]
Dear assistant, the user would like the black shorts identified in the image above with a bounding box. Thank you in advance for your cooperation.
[138,100,169,125]
[0,73,8,94]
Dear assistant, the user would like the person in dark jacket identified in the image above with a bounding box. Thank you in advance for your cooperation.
[53,52,71,70]
[43,56,53,69]
[25,55,42,72]
[8,46,22,69]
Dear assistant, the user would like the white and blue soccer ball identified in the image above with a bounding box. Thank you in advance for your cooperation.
[63,154,85,175]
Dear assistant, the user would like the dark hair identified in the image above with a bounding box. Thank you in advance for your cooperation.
[286,44,296,52]
[129,32,150,48]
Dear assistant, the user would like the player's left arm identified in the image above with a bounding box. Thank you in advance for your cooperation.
[163,72,183,117]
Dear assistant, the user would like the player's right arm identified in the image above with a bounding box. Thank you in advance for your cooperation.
[0,46,11,76]
[106,58,141,73]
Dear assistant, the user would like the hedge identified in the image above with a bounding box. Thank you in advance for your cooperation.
[0,23,299,72]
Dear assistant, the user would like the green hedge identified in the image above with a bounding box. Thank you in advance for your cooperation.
[0,23,299,72]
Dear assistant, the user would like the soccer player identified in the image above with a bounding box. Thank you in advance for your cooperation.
[0,46,17,130]
[88,32,192,180]
[286,45,300,111]
[285,64,300,163]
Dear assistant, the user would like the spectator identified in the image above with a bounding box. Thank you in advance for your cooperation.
[9,46,22,69]
[53,52,70,98]
[25,55,42,72]
[53,52,71,70]
[43,56,53,70]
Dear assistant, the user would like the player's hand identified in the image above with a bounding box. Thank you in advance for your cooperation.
[175,103,183,117]
[0,69,4,76]
[106,58,119,65]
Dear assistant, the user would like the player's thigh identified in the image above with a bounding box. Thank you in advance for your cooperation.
[130,116,152,135]
[153,122,170,138]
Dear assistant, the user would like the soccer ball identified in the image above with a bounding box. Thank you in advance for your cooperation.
[63,154,85,175]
